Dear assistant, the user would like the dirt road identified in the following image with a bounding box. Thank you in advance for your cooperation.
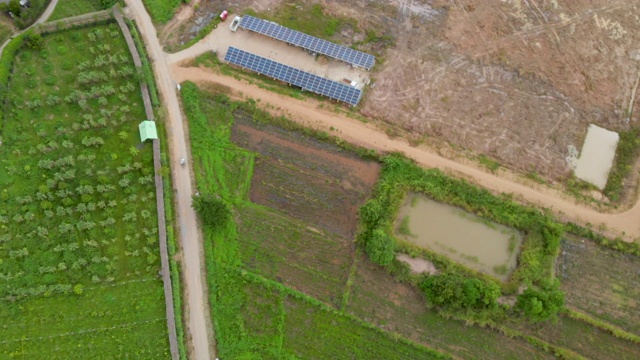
[123,1,214,359]
[171,65,640,241]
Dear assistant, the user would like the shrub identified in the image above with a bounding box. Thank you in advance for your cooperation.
[192,195,231,230]
[421,274,500,310]
[516,279,564,322]
[364,228,395,266]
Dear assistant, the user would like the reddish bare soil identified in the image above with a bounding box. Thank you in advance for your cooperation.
[231,117,380,238]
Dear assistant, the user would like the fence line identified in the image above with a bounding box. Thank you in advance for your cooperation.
[114,6,179,360]
[35,10,113,34]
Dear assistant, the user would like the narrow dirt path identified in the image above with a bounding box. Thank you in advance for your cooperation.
[123,1,215,359]
[171,65,640,241]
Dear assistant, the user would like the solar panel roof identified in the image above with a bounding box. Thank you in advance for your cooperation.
[224,47,362,106]
[239,15,375,71]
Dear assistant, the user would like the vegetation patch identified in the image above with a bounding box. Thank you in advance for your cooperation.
[47,0,104,22]
[604,127,640,202]
[346,252,552,359]
[142,0,183,24]
[557,235,640,335]
[0,24,169,357]
[0,0,51,28]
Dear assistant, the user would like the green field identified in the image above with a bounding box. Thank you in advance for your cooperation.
[48,0,104,22]
[143,0,181,24]
[0,24,169,357]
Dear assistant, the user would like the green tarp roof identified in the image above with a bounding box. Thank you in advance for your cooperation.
[139,120,158,142]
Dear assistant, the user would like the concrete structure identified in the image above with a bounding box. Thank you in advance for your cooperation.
[574,124,619,190]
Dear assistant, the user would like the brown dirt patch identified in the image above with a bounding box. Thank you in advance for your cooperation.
[231,116,380,239]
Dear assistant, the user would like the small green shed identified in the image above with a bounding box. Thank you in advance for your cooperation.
[139,120,158,142]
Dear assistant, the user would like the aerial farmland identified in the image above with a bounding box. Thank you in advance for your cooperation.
[1,0,640,359]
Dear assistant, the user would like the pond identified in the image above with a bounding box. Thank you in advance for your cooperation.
[396,194,522,280]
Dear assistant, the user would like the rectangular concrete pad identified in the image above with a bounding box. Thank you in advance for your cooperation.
[574,124,619,190]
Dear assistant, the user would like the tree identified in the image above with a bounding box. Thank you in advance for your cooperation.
[364,229,395,266]
[192,195,231,230]
[7,0,20,16]
[516,279,565,322]
[25,32,43,50]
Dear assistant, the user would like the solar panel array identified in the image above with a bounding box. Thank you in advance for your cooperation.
[225,47,362,106]
[239,15,375,71]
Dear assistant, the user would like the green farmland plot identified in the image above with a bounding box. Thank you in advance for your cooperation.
[182,82,586,359]
[0,24,169,357]
[48,0,104,22]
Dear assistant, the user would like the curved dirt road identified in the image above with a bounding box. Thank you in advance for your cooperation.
[123,1,214,359]
[171,65,640,241]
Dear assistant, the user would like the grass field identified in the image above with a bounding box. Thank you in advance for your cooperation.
[0,24,169,357]
[47,0,103,22]
[557,236,640,334]
[143,0,181,24]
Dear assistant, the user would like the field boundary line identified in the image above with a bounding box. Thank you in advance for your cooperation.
[565,308,640,345]
[339,248,360,310]
[0,318,165,344]
[115,6,179,360]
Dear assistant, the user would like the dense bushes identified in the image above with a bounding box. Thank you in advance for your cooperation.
[421,274,500,311]
[516,279,564,322]
[192,195,231,230]
[364,229,395,266]
[12,0,51,29]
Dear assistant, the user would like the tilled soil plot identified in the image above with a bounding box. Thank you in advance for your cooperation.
[557,236,640,334]
[231,117,380,239]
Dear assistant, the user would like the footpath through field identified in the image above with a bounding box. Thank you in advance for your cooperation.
[169,64,640,241]
[123,0,215,359]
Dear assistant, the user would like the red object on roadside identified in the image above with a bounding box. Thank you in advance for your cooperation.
[220,10,228,21]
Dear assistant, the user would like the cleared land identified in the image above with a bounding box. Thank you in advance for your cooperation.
[47,0,103,22]
[557,235,640,334]
[0,24,169,357]
[172,0,640,205]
